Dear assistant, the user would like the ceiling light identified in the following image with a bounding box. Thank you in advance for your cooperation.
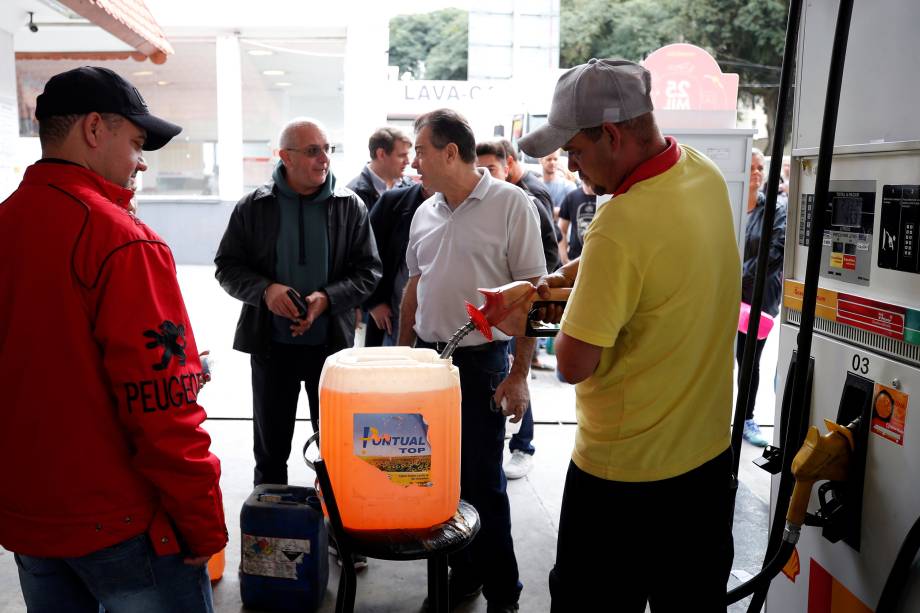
[133,70,154,76]
[156,80,170,86]
[37,0,83,20]
[263,70,286,76]
[248,49,273,56]
[275,82,292,87]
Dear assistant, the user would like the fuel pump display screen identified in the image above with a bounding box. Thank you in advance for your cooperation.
[878,184,920,274]
[833,197,863,227]
[818,181,876,286]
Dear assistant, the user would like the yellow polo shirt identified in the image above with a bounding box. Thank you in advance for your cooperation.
[560,143,741,482]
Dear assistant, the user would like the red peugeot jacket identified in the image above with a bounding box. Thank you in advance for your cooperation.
[0,161,227,558]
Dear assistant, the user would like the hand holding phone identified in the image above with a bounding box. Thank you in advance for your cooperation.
[286,289,308,319]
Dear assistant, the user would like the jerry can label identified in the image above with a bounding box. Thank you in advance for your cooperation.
[354,413,432,486]
[241,534,311,579]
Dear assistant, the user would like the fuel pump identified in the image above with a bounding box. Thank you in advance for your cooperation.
[728,0,920,610]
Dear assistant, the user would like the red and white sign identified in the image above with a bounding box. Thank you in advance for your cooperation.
[837,293,906,340]
[643,44,739,113]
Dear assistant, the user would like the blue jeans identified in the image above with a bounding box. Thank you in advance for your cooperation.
[15,534,214,613]
[417,339,522,606]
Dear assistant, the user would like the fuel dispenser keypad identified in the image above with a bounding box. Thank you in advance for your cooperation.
[878,184,920,274]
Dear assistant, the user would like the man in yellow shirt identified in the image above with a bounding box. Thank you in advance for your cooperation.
[519,59,741,612]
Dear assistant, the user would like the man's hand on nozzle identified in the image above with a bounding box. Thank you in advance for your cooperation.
[535,266,576,324]
[264,283,300,320]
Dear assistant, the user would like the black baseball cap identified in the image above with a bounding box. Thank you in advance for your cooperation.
[35,66,182,151]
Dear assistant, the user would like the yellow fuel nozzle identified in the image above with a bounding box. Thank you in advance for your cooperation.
[786,419,856,527]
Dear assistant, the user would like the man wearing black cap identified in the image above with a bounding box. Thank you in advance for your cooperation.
[0,67,226,611]
[522,59,740,611]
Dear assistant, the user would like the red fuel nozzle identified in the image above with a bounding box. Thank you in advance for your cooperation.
[463,281,571,339]
[465,301,494,341]
[477,282,538,335]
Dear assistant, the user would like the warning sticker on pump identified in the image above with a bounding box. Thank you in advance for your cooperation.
[241,534,310,579]
[871,383,908,446]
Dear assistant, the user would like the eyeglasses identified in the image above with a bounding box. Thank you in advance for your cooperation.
[284,144,335,157]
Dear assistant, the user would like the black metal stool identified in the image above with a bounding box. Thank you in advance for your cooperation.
[312,458,480,613]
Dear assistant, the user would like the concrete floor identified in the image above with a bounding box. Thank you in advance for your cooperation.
[0,266,781,612]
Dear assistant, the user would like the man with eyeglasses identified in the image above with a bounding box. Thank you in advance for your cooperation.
[215,118,381,490]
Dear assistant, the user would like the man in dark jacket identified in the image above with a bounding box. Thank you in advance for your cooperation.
[347,127,412,346]
[215,118,381,486]
[737,148,787,447]
[346,126,413,211]
[365,183,429,346]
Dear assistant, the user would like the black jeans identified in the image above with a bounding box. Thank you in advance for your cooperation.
[550,449,734,612]
[416,339,522,606]
[735,331,767,421]
[250,342,331,486]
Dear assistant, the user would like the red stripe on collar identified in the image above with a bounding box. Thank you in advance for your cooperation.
[613,136,681,197]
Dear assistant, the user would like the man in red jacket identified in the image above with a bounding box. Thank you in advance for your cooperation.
[0,66,227,611]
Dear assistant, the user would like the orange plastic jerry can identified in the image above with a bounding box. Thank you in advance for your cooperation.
[207,548,225,582]
[319,347,461,530]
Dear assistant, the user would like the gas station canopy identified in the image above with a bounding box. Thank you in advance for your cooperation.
[52,0,172,63]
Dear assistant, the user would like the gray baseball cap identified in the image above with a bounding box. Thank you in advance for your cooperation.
[518,58,653,158]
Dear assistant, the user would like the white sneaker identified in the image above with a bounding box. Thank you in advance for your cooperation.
[504,450,533,480]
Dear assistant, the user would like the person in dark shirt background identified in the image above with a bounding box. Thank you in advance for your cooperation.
[558,181,597,263]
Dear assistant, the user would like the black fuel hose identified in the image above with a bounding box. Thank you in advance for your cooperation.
[729,0,802,494]
[728,0,855,610]
[726,0,804,600]
[727,531,798,604]
[877,514,920,613]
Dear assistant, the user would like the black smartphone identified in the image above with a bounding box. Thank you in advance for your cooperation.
[286,289,308,319]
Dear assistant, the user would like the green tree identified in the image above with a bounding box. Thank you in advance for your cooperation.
[676,0,789,150]
[389,9,468,81]
[561,0,683,66]
[561,0,789,150]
